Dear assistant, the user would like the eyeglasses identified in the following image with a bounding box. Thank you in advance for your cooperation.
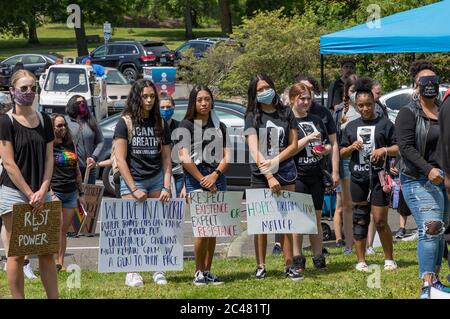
[18,85,36,93]
[142,94,156,100]
[55,123,67,129]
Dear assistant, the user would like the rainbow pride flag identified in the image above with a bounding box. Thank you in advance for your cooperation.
[71,202,87,235]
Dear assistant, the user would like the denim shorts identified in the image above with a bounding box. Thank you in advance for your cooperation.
[0,185,52,216]
[53,190,78,209]
[336,159,351,193]
[185,165,227,194]
[120,171,164,196]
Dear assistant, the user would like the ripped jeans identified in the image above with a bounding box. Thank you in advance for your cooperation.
[400,173,449,279]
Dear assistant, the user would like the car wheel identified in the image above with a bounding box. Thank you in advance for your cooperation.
[102,165,116,197]
[122,67,138,83]
[322,222,332,242]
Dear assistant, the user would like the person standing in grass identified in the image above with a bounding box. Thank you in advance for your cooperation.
[114,79,172,287]
[244,74,301,281]
[340,77,398,273]
[178,85,230,286]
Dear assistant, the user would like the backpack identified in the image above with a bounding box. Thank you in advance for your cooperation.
[111,115,133,175]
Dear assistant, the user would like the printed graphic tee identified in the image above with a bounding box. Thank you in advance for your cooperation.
[294,114,329,177]
[51,143,78,193]
[114,117,171,180]
[340,116,396,182]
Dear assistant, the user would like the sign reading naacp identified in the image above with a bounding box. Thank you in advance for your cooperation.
[8,201,61,257]
[98,198,185,273]
[245,189,317,235]
[80,184,104,235]
[189,191,243,238]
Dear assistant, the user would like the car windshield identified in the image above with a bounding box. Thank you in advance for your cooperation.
[44,68,88,93]
[106,70,128,85]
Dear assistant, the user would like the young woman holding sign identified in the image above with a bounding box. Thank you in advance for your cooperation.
[289,83,331,272]
[114,79,172,287]
[339,77,398,273]
[50,114,86,272]
[244,74,301,281]
[178,85,230,286]
[0,70,58,299]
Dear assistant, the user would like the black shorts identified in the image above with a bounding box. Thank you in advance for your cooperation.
[397,189,412,216]
[295,175,324,210]
[350,177,389,207]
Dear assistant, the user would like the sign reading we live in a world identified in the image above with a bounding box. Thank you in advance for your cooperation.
[8,201,61,257]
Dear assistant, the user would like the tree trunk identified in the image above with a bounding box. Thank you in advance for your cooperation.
[218,0,232,35]
[75,10,89,56]
[27,14,40,45]
[184,1,194,39]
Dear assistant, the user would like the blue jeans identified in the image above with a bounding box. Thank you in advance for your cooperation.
[120,171,164,196]
[173,174,185,197]
[185,165,227,194]
[400,173,450,279]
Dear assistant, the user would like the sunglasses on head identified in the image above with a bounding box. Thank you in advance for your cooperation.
[55,123,67,129]
[418,75,439,86]
[17,85,37,93]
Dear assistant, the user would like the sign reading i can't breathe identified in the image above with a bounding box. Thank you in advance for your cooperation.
[245,189,317,235]
[98,198,185,273]
[189,191,243,237]
[8,201,61,257]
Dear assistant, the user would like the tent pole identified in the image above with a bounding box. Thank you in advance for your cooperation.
[320,54,325,106]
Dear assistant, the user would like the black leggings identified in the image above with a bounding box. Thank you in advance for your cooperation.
[295,175,324,210]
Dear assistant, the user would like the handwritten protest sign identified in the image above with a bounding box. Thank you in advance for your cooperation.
[98,198,185,273]
[80,184,104,235]
[189,191,243,237]
[246,189,317,235]
[8,201,61,257]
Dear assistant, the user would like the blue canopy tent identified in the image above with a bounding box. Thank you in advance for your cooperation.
[318,0,450,103]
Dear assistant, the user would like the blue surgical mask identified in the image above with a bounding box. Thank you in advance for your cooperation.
[160,108,174,120]
[257,88,275,105]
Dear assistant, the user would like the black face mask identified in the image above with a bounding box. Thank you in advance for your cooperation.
[418,75,440,99]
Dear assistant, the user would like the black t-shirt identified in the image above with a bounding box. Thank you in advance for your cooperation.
[309,101,337,135]
[113,117,171,181]
[0,112,54,192]
[244,107,297,178]
[294,114,329,177]
[440,97,450,174]
[51,143,78,193]
[178,115,229,169]
[340,116,396,182]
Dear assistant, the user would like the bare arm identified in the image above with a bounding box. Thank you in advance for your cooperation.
[115,138,136,190]
[179,147,204,182]
[275,128,299,163]
[161,144,172,189]
[246,133,273,179]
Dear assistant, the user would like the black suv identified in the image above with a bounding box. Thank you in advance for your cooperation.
[79,40,175,82]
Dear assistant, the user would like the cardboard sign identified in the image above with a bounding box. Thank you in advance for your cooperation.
[98,198,185,273]
[189,191,243,237]
[80,184,104,234]
[8,201,61,257]
[246,189,318,235]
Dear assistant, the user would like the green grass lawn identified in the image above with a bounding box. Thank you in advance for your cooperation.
[0,23,223,60]
[0,241,440,299]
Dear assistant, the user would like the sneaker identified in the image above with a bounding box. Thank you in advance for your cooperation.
[433,278,450,293]
[312,255,327,270]
[193,270,207,286]
[23,262,38,280]
[293,255,306,273]
[402,231,418,241]
[255,266,266,279]
[366,246,376,255]
[153,272,167,285]
[355,262,370,272]
[395,227,406,239]
[419,285,431,299]
[204,271,224,285]
[343,248,353,256]
[384,260,398,271]
[125,273,144,287]
[336,239,346,248]
[285,266,304,281]
[272,243,282,255]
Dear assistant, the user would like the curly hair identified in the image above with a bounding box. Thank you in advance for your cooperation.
[354,77,374,99]
[122,79,162,138]
[409,60,435,81]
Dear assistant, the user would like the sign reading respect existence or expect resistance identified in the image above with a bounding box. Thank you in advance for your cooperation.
[189,191,243,237]
[98,199,185,273]
[245,189,318,235]
[9,201,61,257]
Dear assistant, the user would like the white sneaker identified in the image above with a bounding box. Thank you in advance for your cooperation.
[366,246,376,255]
[153,272,167,285]
[125,273,144,287]
[23,262,38,279]
[384,260,398,271]
[355,262,370,272]
[402,231,418,241]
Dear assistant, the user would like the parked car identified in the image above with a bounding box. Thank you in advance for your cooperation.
[98,99,251,196]
[78,40,175,83]
[380,84,449,123]
[0,53,62,88]
[174,37,233,63]
[104,67,131,115]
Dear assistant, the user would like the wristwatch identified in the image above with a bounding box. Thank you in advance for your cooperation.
[214,169,222,177]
